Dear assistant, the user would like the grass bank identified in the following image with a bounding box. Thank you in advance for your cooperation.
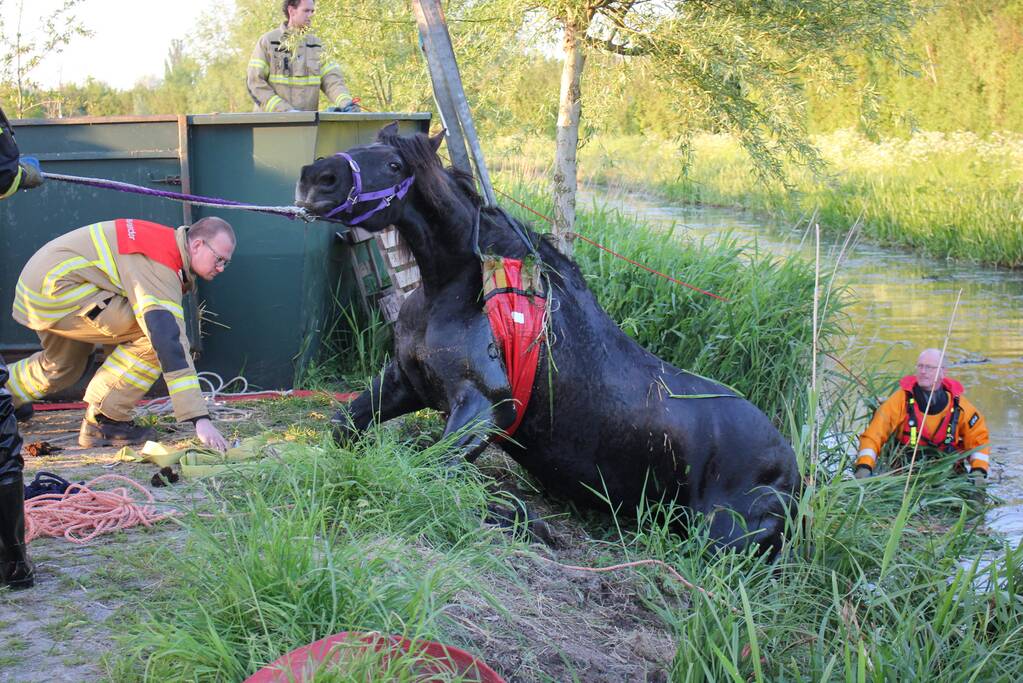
[100,187,1023,681]
[105,392,1023,681]
[490,130,1023,268]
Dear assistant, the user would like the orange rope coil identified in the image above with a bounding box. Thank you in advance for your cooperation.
[24,474,177,544]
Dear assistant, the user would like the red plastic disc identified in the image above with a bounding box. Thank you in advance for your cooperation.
[243,631,505,683]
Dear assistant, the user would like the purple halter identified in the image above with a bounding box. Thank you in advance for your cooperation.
[322,152,415,225]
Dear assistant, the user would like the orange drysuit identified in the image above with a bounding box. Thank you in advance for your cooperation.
[856,375,990,473]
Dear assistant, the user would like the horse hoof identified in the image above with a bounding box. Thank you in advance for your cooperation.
[330,412,357,448]
[484,501,558,547]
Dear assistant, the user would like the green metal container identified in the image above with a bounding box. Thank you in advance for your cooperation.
[0,112,429,390]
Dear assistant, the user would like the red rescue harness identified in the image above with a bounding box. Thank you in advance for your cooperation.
[897,375,963,452]
[114,219,184,278]
[482,257,547,437]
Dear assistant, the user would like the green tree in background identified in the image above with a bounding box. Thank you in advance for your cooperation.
[0,0,92,117]
[17,0,1023,142]
[510,0,926,251]
[809,0,1023,133]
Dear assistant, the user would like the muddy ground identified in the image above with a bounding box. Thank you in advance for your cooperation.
[0,406,678,682]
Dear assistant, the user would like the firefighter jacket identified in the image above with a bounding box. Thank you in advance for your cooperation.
[247,24,352,112]
[1,106,23,200]
[856,375,990,473]
[11,220,208,422]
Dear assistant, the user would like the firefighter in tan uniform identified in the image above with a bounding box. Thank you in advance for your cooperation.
[247,0,356,113]
[1,103,43,590]
[7,217,235,452]
[854,348,990,482]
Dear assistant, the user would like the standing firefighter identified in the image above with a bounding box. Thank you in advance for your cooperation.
[854,348,991,481]
[247,0,357,113]
[1,104,44,590]
[8,218,235,452]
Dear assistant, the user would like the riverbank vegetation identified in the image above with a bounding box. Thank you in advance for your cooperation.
[107,395,1023,681]
[101,188,1023,682]
[490,131,1023,268]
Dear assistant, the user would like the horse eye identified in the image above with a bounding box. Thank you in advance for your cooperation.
[389,162,401,171]
[320,174,336,186]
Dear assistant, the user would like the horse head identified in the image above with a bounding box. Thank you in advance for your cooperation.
[295,122,447,231]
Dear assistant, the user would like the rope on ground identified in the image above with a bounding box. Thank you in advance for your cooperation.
[24,474,177,544]
[137,372,273,422]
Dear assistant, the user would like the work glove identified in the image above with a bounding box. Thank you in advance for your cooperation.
[967,468,987,486]
[328,99,361,113]
[18,156,43,189]
[854,465,872,480]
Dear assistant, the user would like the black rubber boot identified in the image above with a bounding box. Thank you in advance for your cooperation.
[13,403,33,423]
[0,478,34,589]
[79,413,157,448]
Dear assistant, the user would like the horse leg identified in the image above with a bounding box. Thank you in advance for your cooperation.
[440,381,516,464]
[332,360,424,446]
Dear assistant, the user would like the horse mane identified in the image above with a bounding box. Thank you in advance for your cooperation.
[376,129,481,214]
[379,129,584,285]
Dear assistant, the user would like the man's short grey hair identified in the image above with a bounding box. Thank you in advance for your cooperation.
[187,217,236,245]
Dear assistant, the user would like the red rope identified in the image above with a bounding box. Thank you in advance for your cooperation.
[491,186,728,302]
[570,233,730,301]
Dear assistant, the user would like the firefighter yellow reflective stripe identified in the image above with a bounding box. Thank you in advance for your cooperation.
[103,349,159,391]
[133,296,184,320]
[248,58,269,73]
[167,375,200,396]
[89,223,121,288]
[109,346,160,380]
[269,74,321,86]
[6,360,45,402]
[0,165,21,199]
[16,280,97,308]
[12,296,79,323]
[333,94,350,107]
[265,95,283,112]
[42,256,92,294]
[322,62,341,75]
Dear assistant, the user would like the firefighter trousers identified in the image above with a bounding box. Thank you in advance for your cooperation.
[6,296,162,422]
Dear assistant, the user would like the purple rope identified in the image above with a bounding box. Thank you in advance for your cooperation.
[41,172,316,221]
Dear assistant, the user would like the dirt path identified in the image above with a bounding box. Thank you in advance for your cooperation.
[0,410,195,683]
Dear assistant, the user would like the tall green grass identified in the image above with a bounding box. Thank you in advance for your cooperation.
[490,131,1023,267]
[108,373,1023,681]
[108,429,505,681]
[109,174,1023,682]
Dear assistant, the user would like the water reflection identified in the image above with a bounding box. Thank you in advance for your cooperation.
[583,189,1023,542]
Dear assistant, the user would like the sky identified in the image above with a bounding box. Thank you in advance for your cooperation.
[20,0,235,90]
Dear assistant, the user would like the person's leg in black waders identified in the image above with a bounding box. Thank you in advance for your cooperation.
[0,356,33,589]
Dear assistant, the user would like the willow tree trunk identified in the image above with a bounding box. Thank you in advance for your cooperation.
[551,20,586,257]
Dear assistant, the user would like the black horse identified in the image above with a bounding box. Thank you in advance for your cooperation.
[296,123,799,556]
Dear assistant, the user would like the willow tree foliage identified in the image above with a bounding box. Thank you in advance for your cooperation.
[507,0,927,250]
